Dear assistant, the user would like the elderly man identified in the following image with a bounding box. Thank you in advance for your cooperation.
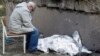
[8,1,39,52]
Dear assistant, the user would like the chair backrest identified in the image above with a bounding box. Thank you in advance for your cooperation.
[1,16,7,27]
[1,16,23,36]
[1,16,8,36]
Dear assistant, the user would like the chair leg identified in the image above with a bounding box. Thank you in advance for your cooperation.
[3,31,5,54]
[23,35,26,53]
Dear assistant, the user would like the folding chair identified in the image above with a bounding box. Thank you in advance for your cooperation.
[1,16,26,54]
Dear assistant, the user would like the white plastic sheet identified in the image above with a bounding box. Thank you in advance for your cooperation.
[37,31,92,56]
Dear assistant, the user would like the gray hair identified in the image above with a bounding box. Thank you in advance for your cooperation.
[27,1,36,9]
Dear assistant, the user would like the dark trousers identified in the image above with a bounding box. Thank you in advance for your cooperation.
[26,29,39,52]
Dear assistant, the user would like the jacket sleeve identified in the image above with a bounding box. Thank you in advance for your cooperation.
[19,10,36,33]
[20,11,34,28]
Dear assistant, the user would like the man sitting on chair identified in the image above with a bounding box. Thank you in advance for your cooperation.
[8,1,39,53]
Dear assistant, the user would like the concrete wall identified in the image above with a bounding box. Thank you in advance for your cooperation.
[36,0,100,13]
[32,7,100,50]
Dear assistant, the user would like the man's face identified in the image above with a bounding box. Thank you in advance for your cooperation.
[28,6,35,12]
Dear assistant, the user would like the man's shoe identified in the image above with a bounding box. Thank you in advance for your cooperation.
[27,50,42,55]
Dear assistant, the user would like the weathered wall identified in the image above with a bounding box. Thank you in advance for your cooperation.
[32,0,100,50]
[37,0,100,13]
[5,0,100,16]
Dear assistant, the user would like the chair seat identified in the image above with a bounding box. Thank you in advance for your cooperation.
[7,32,24,36]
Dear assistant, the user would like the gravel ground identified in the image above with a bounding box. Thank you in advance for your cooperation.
[0,38,100,56]
[0,38,70,56]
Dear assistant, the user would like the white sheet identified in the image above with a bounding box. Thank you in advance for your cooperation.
[37,31,92,56]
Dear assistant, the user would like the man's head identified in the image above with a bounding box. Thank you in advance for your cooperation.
[27,1,36,12]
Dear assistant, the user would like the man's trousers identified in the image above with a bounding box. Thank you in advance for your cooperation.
[26,29,39,52]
